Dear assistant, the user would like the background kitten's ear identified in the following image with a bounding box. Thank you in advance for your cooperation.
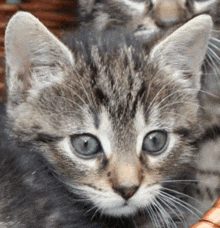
[5,11,74,102]
[150,14,212,89]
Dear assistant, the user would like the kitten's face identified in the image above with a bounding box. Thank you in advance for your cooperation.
[5,12,212,219]
[30,54,199,217]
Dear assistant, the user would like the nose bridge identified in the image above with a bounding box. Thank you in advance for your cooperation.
[109,155,143,188]
[118,161,139,186]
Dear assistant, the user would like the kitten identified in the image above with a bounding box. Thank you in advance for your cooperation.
[77,0,219,31]
[1,11,212,227]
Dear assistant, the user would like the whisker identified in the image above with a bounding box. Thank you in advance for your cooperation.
[153,199,169,228]
[146,205,159,228]
[86,205,97,214]
[156,198,174,228]
[158,101,202,111]
[147,87,212,116]
[205,51,218,70]
[159,191,202,219]
[210,36,220,44]
[91,207,100,221]
[206,50,220,79]
[161,186,202,204]
[207,45,220,64]
[146,80,173,113]
[160,195,188,228]
[158,197,178,228]
[158,195,183,228]
[160,179,206,184]
[209,42,220,53]
[161,111,197,123]
[62,83,93,113]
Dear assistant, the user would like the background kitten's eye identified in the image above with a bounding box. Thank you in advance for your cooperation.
[142,130,167,155]
[71,134,102,157]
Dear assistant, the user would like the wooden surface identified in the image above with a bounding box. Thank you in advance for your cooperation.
[190,197,220,228]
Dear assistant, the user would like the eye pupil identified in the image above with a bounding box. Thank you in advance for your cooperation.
[152,136,157,144]
[142,130,167,155]
[83,140,88,148]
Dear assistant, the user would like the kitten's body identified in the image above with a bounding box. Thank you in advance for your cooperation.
[1,12,213,227]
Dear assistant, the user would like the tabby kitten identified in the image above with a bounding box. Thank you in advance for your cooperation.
[1,11,212,227]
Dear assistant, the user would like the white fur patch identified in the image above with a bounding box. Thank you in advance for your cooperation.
[78,183,161,217]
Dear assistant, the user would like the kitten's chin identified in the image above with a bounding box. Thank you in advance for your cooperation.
[101,203,139,217]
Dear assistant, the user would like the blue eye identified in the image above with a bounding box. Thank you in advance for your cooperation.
[71,134,102,157]
[142,130,168,155]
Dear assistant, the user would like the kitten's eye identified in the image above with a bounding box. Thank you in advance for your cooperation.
[71,134,102,157]
[142,130,167,155]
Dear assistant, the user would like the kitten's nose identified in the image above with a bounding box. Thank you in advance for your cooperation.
[114,185,139,200]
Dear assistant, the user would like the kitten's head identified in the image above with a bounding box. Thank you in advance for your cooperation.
[5,12,212,218]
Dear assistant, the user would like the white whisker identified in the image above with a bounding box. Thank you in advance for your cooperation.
[91,207,100,221]
[146,80,173,113]
[158,196,182,228]
[206,50,220,78]
[159,191,202,219]
[161,186,202,204]
[209,42,220,52]
[208,45,220,63]
[210,36,220,44]
[160,195,188,228]
[153,199,169,228]
[155,199,174,228]
[146,205,158,228]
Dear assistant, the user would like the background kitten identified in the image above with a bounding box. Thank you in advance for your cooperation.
[77,0,220,125]
[77,0,219,30]
[1,11,212,227]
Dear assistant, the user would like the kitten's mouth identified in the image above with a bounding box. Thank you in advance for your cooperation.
[123,201,128,206]
[100,199,140,217]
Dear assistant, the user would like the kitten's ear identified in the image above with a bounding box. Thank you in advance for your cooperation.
[5,11,74,102]
[150,14,212,89]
